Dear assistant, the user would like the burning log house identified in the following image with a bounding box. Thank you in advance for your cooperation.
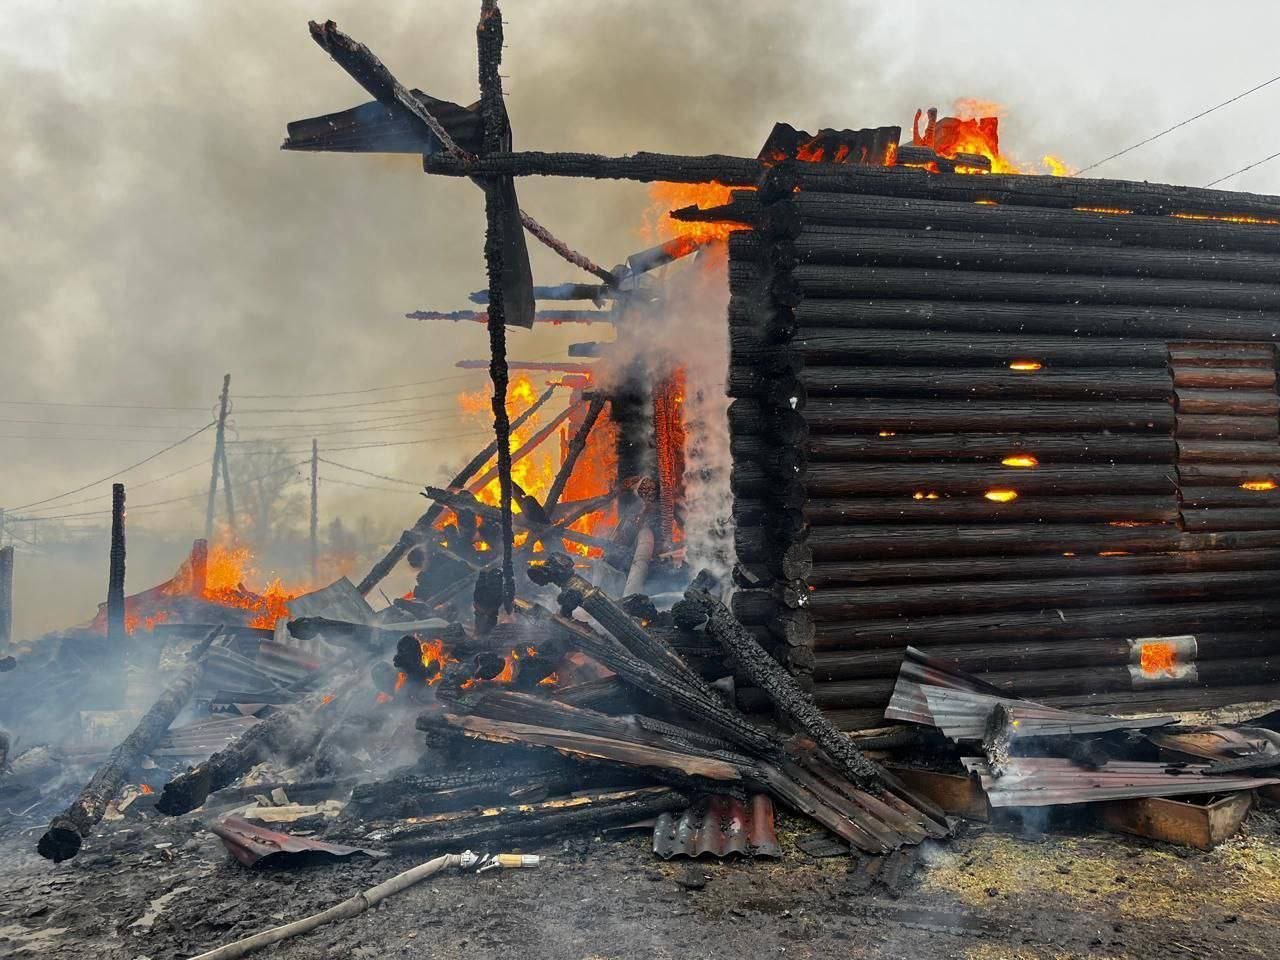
[8,6,1280,943]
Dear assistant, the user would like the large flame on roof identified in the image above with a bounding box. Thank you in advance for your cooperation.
[916,100,1070,176]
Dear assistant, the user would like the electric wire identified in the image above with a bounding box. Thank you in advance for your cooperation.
[1078,71,1280,175]
[1205,149,1280,187]
[6,421,216,512]
[317,458,422,487]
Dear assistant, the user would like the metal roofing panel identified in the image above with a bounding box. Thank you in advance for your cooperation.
[961,757,1280,807]
[922,686,1176,742]
[884,646,1011,726]
[652,794,782,860]
[286,578,375,624]
[210,816,386,868]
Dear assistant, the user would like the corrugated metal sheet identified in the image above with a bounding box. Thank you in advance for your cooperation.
[884,646,1012,726]
[210,816,386,868]
[286,578,374,624]
[921,687,1175,742]
[961,757,1280,807]
[653,794,781,859]
[150,716,259,758]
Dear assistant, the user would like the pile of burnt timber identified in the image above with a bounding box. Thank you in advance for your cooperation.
[340,553,949,855]
[712,156,1280,727]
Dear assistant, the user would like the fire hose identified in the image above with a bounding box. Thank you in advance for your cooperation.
[186,850,541,960]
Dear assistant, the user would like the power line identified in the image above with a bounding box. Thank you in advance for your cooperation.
[13,459,308,522]
[320,430,493,453]
[319,475,418,494]
[1205,149,1280,187]
[0,399,211,411]
[0,417,209,429]
[1077,71,1280,175]
[235,389,475,414]
[318,458,421,487]
[6,421,216,512]
[21,459,209,515]
[237,371,483,399]
[0,434,209,443]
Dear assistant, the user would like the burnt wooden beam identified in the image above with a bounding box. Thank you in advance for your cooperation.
[544,397,608,513]
[794,366,1174,401]
[791,299,1280,343]
[424,149,762,185]
[767,432,1177,464]
[355,383,557,596]
[106,483,126,651]
[804,399,1176,435]
[773,163,1280,220]
[38,656,204,861]
[782,190,1280,255]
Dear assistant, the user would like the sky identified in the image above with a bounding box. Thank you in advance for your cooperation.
[4,0,1280,631]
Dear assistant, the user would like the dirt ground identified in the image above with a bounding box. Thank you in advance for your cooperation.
[2,802,1278,960]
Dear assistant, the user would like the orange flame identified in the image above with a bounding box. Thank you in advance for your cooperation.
[984,489,1019,503]
[643,182,745,245]
[1139,641,1178,675]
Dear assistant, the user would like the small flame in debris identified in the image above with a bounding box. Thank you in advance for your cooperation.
[375,692,392,705]
[1241,479,1277,491]
[984,489,1019,503]
[419,637,458,685]
[538,672,559,687]
[1009,360,1042,371]
[1001,455,1039,468]
[138,783,154,795]
[320,694,334,705]
[394,671,407,692]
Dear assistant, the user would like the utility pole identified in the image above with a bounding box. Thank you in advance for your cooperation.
[205,373,233,539]
[0,544,14,651]
[107,483,127,650]
[309,438,319,580]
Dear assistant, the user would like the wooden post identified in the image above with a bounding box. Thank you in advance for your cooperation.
[0,544,13,651]
[190,538,208,597]
[205,374,232,540]
[478,0,515,610]
[107,484,126,649]
[310,439,319,580]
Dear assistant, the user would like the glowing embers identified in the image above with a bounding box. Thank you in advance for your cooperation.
[912,491,941,501]
[1140,642,1178,675]
[1074,206,1133,215]
[1008,360,1042,372]
[419,636,458,685]
[984,489,1019,503]
[1241,479,1278,492]
[1171,212,1280,226]
[878,430,897,437]
[1001,455,1039,468]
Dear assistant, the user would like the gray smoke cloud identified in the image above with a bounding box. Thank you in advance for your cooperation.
[5,0,1280,637]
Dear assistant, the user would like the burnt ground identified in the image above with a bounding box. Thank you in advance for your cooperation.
[1,805,1278,960]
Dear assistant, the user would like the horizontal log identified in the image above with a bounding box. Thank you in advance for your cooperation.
[1181,507,1280,531]
[1175,414,1279,440]
[812,599,1280,650]
[423,149,763,185]
[800,432,1176,464]
[730,465,806,503]
[782,190,1280,254]
[807,547,1280,587]
[807,523,1182,561]
[813,632,1280,681]
[1168,342,1276,366]
[731,530,814,579]
[1176,388,1280,416]
[782,164,1280,220]
[803,463,1178,497]
[726,368,806,406]
[727,399,808,444]
[791,299,1280,343]
[1178,463,1280,485]
[806,399,1175,434]
[789,328,1169,368]
[1179,485,1280,508]
[1171,366,1276,389]
[785,224,1280,285]
[799,366,1173,401]
[1177,440,1280,463]
[807,569,1280,619]
[802,495,1178,525]
[823,708,893,732]
[789,264,1280,312]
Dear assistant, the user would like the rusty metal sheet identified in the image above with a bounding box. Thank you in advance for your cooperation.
[922,687,1175,742]
[211,816,386,868]
[961,757,1280,808]
[653,794,781,860]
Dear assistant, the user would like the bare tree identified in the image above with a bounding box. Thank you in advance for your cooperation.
[225,440,306,546]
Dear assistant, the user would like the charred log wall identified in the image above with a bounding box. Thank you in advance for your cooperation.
[725,163,1280,726]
